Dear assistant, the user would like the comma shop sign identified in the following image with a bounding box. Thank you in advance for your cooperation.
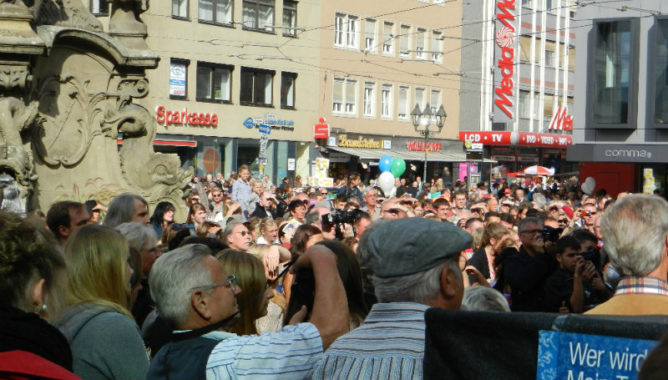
[537,331,657,380]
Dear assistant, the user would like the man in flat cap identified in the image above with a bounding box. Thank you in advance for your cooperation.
[313,218,471,380]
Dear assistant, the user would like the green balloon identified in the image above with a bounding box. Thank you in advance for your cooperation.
[391,158,406,178]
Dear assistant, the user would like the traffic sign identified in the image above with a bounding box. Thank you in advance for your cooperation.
[259,124,272,135]
[243,117,255,129]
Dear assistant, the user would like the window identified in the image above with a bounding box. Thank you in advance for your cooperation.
[364,82,376,117]
[545,0,552,12]
[197,63,232,102]
[415,87,425,109]
[169,59,189,99]
[430,89,441,113]
[383,22,394,55]
[432,31,443,63]
[519,90,531,118]
[365,19,377,53]
[591,20,637,127]
[416,28,426,59]
[243,0,274,32]
[199,0,232,25]
[545,50,556,67]
[521,0,532,8]
[334,13,359,48]
[281,72,296,109]
[520,35,532,63]
[91,0,109,15]
[173,0,188,18]
[283,0,297,37]
[381,84,392,118]
[652,19,668,126]
[333,78,357,115]
[240,67,274,106]
[400,25,411,57]
[398,86,410,119]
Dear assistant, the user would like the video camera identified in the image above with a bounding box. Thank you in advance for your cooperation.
[321,209,365,230]
[542,226,563,243]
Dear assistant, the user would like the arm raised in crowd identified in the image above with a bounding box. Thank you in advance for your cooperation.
[291,244,349,350]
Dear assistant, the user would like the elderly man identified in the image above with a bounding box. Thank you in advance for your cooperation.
[249,191,276,219]
[103,193,149,226]
[305,207,337,240]
[586,195,668,315]
[500,216,556,311]
[313,218,470,379]
[147,243,349,379]
[360,187,381,220]
[380,198,408,219]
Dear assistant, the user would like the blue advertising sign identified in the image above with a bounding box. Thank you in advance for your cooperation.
[243,117,255,129]
[259,124,272,135]
[537,331,658,380]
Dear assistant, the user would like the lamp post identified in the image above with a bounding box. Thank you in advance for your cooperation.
[411,103,447,182]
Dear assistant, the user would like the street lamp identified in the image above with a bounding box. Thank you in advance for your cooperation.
[411,103,447,182]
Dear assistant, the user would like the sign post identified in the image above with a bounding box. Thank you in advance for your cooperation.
[258,124,271,176]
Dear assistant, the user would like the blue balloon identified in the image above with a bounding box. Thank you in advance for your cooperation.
[379,155,393,172]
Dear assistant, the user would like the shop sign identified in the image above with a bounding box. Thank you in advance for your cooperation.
[155,105,218,128]
[169,63,186,97]
[337,134,382,149]
[459,131,572,148]
[406,141,443,152]
[494,0,516,119]
[549,105,574,132]
[244,113,295,132]
[464,141,484,152]
[314,117,329,139]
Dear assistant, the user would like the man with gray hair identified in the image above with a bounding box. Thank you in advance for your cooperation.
[147,243,350,379]
[103,193,149,227]
[586,194,668,315]
[313,217,471,380]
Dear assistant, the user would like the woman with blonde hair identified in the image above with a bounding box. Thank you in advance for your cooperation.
[55,224,148,380]
[256,217,279,245]
[246,244,291,333]
[216,249,273,336]
[466,222,510,285]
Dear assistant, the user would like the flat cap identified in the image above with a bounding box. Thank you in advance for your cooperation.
[366,217,472,278]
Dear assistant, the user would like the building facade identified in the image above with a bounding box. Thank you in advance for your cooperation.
[314,0,466,182]
[458,0,577,182]
[567,0,668,196]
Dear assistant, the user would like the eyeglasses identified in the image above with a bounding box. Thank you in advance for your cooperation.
[236,230,250,236]
[212,193,223,197]
[191,275,238,292]
[558,219,568,224]
[383,208,401,215]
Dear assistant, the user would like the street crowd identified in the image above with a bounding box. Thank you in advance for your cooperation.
[2,165,668,379]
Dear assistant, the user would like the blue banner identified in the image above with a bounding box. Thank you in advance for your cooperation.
[537,331,658,380]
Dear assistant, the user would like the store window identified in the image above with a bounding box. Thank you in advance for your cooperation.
[590,19,638,128]
[91,0,109,15]
[173,0,188,18]
[400,25,411,57]
[196,63,232,102]
[283,0,297,37]
[652,18,668,127]
[398,85,410,120]
[364,82,376,117]
[333,78,357,115]
[199,0,232,25]
[381,84,392,118]
[240,67,274,106]
[334,13,359,48]
[281,72,296,109]
[170,59,189,99]
[383,22,394,55]
[242,0,274,32]
[365,19,377,53]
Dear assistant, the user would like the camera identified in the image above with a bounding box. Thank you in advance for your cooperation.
[542,226,563,243]
[321,209,365,230]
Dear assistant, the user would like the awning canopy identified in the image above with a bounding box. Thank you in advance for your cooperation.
[327,146,495,163]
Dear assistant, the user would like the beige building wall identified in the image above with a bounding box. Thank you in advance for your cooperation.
[318,0,462,140]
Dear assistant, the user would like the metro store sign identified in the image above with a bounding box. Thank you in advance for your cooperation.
[459,131,572,148]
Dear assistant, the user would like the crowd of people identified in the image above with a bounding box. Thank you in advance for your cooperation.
[2,164,668,379]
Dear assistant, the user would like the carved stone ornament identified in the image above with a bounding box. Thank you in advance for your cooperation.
[35,0,104,31]
[0,65,32,91]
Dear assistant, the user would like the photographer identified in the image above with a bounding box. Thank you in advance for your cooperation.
[498,217,557,312]
[543,236,611,313]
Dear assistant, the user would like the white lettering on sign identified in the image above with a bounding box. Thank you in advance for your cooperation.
[604,149,653,159]
[492,133,503,142]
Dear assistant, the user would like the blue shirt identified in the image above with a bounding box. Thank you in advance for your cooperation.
[231,178,252,213]
[206,322,323,379]
[312,302,429,380]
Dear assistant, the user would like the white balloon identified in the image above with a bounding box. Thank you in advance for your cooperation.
[378,171,395,196]
[581,176,596,195]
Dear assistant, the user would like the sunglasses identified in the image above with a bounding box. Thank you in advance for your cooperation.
[383,208,401,215]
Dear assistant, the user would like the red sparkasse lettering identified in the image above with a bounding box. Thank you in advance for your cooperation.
[497,0,516,31]
[211,114,218,126]
[156,106,166,125]
[154,106,219,128]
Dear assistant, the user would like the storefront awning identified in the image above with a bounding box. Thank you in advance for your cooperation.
[328,146,495,163]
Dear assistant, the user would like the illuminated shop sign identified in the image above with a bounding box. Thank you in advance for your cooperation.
[406,141,443,152]
[155,105,218,128]
[495,0,516,119]
[244,113,295,132]
[459,131,572,148]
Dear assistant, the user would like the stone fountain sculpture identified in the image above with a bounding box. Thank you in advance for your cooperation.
[0,0,191,216]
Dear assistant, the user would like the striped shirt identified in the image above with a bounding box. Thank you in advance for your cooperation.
[615,276,668,296]
[312,302,429,380]
[206,322,323,380]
